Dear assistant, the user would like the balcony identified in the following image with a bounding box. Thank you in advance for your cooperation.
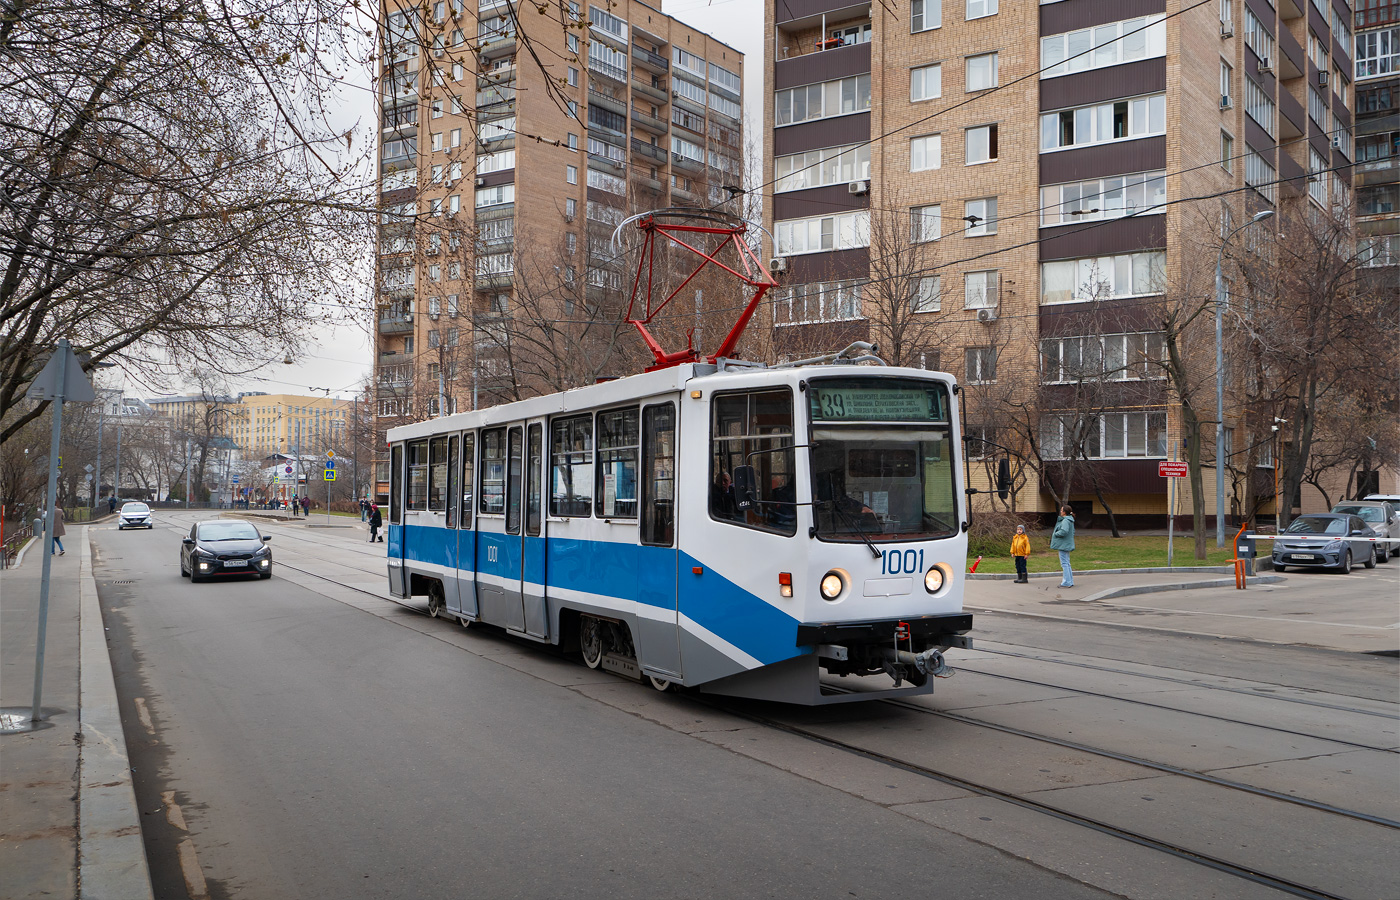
[632,78,668,105]
[479,32,516,60]
[630,107,668,134]
[588,87,625,115]
[588,58,627,85]
[475,272,514,291]
[379,313,415,334]
[588,153,626,177]
[671,185,698,204]
[631,138,667,163]
[671,153,703,173]
[633,174,663,194]
[632,44,669,74]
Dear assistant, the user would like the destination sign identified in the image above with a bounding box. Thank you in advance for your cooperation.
[809,379,949,423]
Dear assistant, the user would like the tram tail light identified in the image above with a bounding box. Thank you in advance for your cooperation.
[779,572,792,597]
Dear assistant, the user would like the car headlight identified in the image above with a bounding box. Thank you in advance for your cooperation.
[1324,540,1344,551]
[924,566,944,593]
[820,572,844,600]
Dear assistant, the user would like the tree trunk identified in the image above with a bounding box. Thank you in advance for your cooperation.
[1182,404,1207,560]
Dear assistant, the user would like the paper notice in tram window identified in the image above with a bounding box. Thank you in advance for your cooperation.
[870,492,890,516]
[604,473,617,516]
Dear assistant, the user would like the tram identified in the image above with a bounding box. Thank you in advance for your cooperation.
[384,210,971,704]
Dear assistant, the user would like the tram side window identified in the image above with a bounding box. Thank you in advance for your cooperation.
[407,440,429,511]
[460,433,475,528]
[595,407,640,518]
[390,444,404,524]
[446,436,459,527]
[479,428,506,514]
[550,414,594,516]
[428,436,449,511]
[640,403,676,546]
[710,389,796,536]
[526,424,543,536]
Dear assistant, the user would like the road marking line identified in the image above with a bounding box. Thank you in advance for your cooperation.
[177,838,210,900]
[134,697,154,735]
[161,790,188,831]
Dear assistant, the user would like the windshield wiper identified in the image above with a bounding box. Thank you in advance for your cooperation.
[819,499,882,559]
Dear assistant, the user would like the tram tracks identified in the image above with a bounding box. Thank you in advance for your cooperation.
[235,526,1397,900]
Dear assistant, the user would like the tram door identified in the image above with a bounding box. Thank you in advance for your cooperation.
[520,419,548,638]
[499,425,527,632]
[635,402,681,677]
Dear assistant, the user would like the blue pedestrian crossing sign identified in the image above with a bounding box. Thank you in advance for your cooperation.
[323,468,336,482]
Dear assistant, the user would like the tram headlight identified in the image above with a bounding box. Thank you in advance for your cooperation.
[924,566,945,594]
[820,571,844,600]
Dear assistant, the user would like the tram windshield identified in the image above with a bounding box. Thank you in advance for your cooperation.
[808,377,957,542]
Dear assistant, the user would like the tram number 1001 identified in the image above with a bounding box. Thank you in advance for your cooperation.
[880,549,925,575]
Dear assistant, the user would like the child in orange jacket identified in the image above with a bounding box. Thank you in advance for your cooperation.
[1011,524,1030,583]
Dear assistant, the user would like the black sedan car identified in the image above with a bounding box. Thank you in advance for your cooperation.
[180,520,273,582]
[1272,513,1379,574]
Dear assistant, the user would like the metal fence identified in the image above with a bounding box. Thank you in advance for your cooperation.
[1,520,34,569]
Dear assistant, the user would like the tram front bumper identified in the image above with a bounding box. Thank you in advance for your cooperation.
[799,613,973,686]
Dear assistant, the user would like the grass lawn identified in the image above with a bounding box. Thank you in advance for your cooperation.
[972,534,1239,574]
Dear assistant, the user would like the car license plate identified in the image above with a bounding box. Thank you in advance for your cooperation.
[1292,554,1315,560]
[223,560,247,568]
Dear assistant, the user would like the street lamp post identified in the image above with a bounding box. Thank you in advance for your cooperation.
[1215,209,1275,547]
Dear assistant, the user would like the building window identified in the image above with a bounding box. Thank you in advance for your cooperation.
[475,184,515,208]
[1221,61,1232,107]
[912,0,941,31]
[964,271,999,309]
[1309,147,1328,205]
[431,131,443,151]
[772,280,863,325]
[1039,412,1167,458]
[567,33,579,53]
[1040,171,1167,225]
[910,134,941,171]
[1040,94,1166,151]
[1244,149,1277,203]
[774,144,871,192]
[966,0,996,19]
[1041,333,1166,382]
[1246,77,1276,136]
[774,211,871,255]
[567,66,579,86]
[565,197,577,218]
[1243,9,1275,65]
[1220,0,1233,32]
[1041,15,1167,78]
[913,276,941,313]
[910,204,942,243]
[566,164,577,184]
[965,52,998,91]
[1221,131,1234,171]
[911,64,942,101]
[965,347,997,382]
[964,198,997,235]
[1356,27,1399,79]
[965,123,998,163]
[1040,252,1165,303]
[775,74,872,126]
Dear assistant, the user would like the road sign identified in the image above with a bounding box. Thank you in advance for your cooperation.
[232,476,240,484]
[284,465,293,475]
[327,450,335,459]
[25,342,95,403]
[323,469,336,482]
[1159,461,1189,478]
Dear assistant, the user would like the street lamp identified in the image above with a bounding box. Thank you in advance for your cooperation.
[1215,209,1274,547]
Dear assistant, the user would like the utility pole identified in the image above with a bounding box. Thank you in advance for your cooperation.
[94,393,104,511]
[114,399,122,502]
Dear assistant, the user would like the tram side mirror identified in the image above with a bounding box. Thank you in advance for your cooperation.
[996,457,1012,501]
[733,465,758,511]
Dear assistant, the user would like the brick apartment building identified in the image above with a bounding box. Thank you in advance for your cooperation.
[372,0,744,500]
[763,0,1373,527]
[1355,1,1398,265]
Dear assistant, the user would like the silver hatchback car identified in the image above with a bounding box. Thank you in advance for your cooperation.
[1331,501,1400,560]
[1272,514,1380,573]
[117,501,153,530]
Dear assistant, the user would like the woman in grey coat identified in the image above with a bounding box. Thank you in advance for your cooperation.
[1049,506,1074,587]
[50,506,66,556]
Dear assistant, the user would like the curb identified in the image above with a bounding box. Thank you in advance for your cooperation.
[11,535,36,568]
[969,564,1244,580]
[77,525,154,900]
[1078,574,1286,603]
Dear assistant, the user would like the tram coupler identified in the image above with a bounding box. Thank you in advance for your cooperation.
[882,647,948,679]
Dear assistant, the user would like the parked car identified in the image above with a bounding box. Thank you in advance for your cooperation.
[117,502,153,530]
[1272,514,1379,573]
[1331,501,1400,560]
[180,520,272,582]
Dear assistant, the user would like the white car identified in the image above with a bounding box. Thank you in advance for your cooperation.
[118,502,153,530]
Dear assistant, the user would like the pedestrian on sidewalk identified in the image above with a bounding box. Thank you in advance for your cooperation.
[50,506,66,556]
[1011,524,1030,583]
[368,504,383,542]
[1051,506,1075,587]
[360,498,369,521]
[301,495,309,516]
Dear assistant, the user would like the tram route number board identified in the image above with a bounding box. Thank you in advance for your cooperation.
[1159,461,1189,478]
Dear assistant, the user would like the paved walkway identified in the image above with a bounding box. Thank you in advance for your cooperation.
[0,526,151,900]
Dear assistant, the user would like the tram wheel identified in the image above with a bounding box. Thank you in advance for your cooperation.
[426,582,444,618]
[647,675,673,693]
[580,616,604,669]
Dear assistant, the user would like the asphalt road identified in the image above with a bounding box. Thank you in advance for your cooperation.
[95,512,1122,900]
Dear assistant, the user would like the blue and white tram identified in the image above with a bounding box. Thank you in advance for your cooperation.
[385,361,972,704]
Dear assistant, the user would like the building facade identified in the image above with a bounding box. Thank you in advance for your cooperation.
[372,0,744,500]
[764,0,1365,526]
[1354,0,1399,265]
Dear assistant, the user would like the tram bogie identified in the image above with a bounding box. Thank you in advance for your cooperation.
[386,362,972,705]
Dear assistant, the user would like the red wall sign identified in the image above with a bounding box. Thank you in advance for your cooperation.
[1158,461,1189,477]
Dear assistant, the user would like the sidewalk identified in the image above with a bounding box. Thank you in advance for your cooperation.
[0,527,152,900]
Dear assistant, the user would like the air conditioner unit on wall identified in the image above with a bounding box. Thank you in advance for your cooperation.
[848,179,869,195]
[475,176,487,187]
[1318,70,1329,86]
[1221,94,1232,109]
[977,308,997,323]
[769,257,789,273]
[1221,22,1234,37]
[1258,58,1272,73]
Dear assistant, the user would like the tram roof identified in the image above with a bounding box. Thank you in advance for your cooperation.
[385,363,955,442]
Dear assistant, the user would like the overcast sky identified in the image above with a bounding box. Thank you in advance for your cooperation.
[168,0,763,404]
